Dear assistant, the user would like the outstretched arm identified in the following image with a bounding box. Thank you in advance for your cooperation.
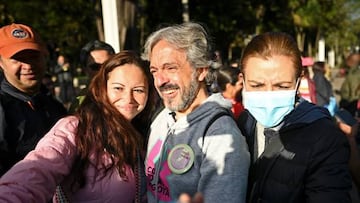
[0,117,78,203]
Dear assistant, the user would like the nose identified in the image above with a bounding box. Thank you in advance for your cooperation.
[154,71,169,88]
[122,89,136,104]
[20,61,32,70]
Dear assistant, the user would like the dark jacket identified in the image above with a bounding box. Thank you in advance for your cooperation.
[238,100,352,203]
[313,72,333,107]
[0,79,67,176]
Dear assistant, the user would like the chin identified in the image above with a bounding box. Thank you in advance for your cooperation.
[24,81,40,88]
[123,115,133,121]
[121,113,137,121]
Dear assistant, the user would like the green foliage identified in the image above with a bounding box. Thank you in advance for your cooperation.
[1,0,359,65]
[288,0,360,56]
[0,0,99,66]
[188,0,255,60]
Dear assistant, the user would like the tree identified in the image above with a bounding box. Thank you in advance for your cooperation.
[1,0,359,68]
[188,0,255,62]
[289,0,360,66]
[0,0,99,66]
[117,0,139,51]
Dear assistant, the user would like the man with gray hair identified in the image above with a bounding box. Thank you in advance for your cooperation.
[142,22,250,203]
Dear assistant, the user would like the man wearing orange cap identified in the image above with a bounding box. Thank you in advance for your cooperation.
[0,23,67,175]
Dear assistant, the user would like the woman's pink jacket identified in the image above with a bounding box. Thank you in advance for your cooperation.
[0,116,136,203]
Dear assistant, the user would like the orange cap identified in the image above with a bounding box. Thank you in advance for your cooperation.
[0,23,48,58]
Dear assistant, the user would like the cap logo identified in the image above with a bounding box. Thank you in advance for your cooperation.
[11,29,28,39]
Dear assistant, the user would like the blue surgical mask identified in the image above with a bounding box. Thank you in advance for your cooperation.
[242,82,298,128]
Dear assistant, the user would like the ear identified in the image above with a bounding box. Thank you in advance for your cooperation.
[238,73,244,84]
[197,67,208,82]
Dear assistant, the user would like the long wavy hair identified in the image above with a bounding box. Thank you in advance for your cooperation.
[72,50,156,188]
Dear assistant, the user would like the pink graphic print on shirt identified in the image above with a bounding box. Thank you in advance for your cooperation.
[146,139,172,201]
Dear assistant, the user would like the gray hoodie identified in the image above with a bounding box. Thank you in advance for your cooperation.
[145,93,250,203]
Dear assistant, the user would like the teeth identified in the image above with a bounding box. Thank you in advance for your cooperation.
[163,89,176,94]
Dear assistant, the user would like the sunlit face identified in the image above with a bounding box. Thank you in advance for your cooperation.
[242,55,297,92]
[107,64,148,121]
[0,50,46,95]
[149,40,201,112]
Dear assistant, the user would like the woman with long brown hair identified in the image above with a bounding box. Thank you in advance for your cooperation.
[0,50,156,203]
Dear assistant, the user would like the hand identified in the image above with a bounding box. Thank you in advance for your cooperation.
[177,192,204,203]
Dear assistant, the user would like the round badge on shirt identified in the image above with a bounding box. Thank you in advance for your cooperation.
[167,144,195,174]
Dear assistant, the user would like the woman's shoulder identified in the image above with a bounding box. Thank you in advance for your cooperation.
[283,116,345,147]
[36,115,79,149]
[295,118,347,150]
[53,115,79,130]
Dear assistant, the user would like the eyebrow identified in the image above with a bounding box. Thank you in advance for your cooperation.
[247,80,293,84]
[110,82,146,87]
[150,62,179,69]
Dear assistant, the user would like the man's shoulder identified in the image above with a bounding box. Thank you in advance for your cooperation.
[346,68,360,79]
[203,105,239,136]
[0,90,19,104]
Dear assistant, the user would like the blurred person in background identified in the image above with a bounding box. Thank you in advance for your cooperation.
[312,61,337,116]
[298,56,317,104]
[79,40,115,82]
[341,52,360,76]
[313,61,333,106]
[339,52,360,117]
[54,54,75,108]
[215,66,244,119]
[68,40,115,113]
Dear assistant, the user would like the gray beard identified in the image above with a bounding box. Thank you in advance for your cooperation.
[167,71,200,112]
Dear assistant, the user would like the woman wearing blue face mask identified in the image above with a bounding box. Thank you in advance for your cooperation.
[237,32,352,203]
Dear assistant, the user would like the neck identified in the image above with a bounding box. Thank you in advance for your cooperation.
[222,90,233,100]
[23,84,41,96]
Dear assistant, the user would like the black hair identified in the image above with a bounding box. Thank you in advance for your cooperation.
[312,61,325,73]
[79,40,115,67]
[216,66,241,92]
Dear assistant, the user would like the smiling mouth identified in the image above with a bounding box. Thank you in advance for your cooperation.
[120,105,138,111]
[162,89,177,94]
[160,88,179,98]
[22,73,36,79]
